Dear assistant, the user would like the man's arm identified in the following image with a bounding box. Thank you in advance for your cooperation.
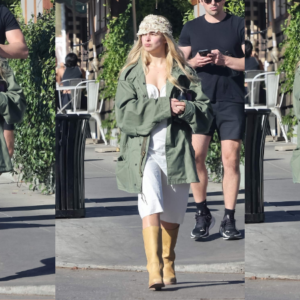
[0,29,28,59]
[211,44,245,72]
[179,46,213,69]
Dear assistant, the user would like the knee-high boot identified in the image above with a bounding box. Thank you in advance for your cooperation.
[142,226,164,290]
[162,226,179,285]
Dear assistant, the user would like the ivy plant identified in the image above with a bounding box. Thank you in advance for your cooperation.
[8,4,56,194]
[278,1,300,94]
[97,3,133,141]
[282,108,298,140]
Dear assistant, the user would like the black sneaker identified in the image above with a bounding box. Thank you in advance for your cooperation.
[191,210,215,239]
[219,215,242,240]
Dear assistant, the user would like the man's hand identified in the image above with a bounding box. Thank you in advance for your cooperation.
[171,98,186,116]
[189,53,213,68]
[210,50,226,66]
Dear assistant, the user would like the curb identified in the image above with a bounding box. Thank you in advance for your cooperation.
[246,272,300,281]
[56,261,244,274]
[0,285,55,296]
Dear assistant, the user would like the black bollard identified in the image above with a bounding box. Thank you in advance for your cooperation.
[244,108,271,223]
[55,114,91,218]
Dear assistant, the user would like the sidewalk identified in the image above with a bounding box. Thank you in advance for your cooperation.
[246,142,300,280]
[0,175,55,297]
[56,268,244,300]
[56,144,245,273]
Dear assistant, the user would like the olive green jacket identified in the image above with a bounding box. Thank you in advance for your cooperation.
[291,66,300,183]
[0,59,26,173]
[115,59,213,193]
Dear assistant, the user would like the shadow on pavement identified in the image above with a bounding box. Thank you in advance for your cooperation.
[263,211,300,223]
[265,201,300,207]
[85,205,219,218]
[0,205,54,212]
[0,215,54,223]
[86,197,245,205]
[0,257,55,282]
[159,280,244,292]
[0,223,54,230]
[84,159,103,162]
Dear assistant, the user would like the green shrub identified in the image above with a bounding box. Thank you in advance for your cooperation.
[278,1,300,94]
[9,5,55,194]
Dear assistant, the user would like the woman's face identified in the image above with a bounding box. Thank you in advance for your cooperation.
[141,32,166,54]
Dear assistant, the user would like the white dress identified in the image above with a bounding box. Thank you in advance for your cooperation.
[137,84,190,224]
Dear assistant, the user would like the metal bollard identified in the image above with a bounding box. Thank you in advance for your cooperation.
[244,108,271,223]
[55,114,91,218]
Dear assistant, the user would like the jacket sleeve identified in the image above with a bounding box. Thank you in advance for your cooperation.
[178,79,213,134]
[0,62,26,124]
[115,79,171,136]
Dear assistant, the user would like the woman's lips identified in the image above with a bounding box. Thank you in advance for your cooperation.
[145,44,151,47]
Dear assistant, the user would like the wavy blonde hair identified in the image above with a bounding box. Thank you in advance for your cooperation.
[120,17,197,91]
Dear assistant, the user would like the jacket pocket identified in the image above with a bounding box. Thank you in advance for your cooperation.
[115,156,131,190]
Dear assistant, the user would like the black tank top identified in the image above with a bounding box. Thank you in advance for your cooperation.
[62,66,82,85]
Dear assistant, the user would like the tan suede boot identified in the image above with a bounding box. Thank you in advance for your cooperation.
[142,226,164,290]
[162,226,179,285]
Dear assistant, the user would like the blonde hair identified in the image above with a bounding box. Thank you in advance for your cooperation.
[120,18,197,91]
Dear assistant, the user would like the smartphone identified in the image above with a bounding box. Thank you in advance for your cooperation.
[198,49,211,57]
[0,80,7,92]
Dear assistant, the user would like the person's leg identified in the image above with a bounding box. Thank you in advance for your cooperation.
[190,134,211,204]
[160,171,190,285]
[221,139,241,210]
[190,134,215,239]
[217,102,245,240]
[3,129,15,158]
[138,156,164,290]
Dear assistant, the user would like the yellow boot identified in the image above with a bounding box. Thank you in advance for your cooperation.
[162,226,179,285]
[142,226,164,290]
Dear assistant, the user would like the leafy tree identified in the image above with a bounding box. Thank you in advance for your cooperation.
[278,1,300,94]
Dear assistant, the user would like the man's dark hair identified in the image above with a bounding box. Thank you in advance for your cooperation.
[65,53,78,67]
[245,40,253,59]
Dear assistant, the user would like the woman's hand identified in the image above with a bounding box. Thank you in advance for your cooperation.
[171,98,186,116]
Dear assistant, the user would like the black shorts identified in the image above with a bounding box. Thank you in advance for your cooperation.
[205,102,245,140]
[0,116,15,130]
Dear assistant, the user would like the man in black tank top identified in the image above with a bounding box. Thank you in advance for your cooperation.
[179,0,245,241]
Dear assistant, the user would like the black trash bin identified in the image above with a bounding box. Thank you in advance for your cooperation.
[55,114,91,218]
[244,108,271,223]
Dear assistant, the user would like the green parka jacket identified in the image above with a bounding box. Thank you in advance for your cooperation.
[0,59,26,173]
[291,65,300,183]
[115,59,213,193]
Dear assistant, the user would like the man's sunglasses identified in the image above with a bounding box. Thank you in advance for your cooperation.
[203,0,223,4]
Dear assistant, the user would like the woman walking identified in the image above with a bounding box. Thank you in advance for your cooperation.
[115,15,213,290]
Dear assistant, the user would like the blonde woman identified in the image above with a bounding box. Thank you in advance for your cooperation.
[115,15,213,290]
[0,58,26,174]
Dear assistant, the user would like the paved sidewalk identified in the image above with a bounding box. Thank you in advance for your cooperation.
[56,268,244,300]
[56,144,245,273]
[245,278,300,300]
[0,175,55,297]
[245,142,300,280]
